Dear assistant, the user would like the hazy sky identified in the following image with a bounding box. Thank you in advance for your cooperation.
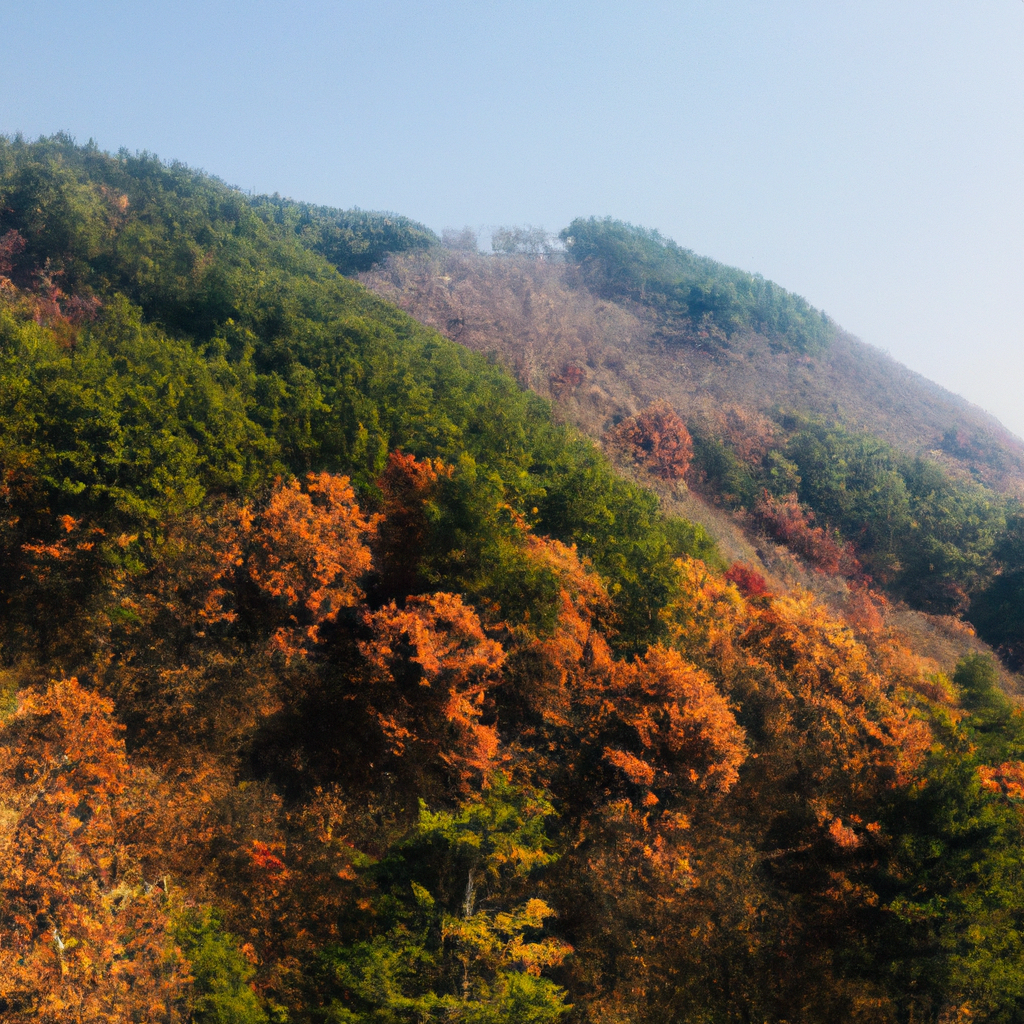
[3,1,1022,436]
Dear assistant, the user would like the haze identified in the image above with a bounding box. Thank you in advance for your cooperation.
[2,0,1021,437]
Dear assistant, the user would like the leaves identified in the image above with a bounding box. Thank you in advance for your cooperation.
[361,592,504,783]
[608,402,693,481]
[0,677,188,1023]
[247,472,377,656]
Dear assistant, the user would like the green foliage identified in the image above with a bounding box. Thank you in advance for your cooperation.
[252,198,438,276]
[780,417,1005,611]
[175,907,269,1024]
[314,780,570,1024]
[0,294,274,526]
[532,432,723,652]
[954,654,1024,760]
[879,656,1024,1021]
[971,508,1024,670]
[688,425,759,509]
[0,134,720,660]
[690,409,1010,618]
[559,217,835,352]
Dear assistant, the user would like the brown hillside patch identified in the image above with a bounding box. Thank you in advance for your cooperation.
[361,249,1024,495]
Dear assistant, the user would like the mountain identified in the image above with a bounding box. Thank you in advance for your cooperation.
[4,136,1024,1024]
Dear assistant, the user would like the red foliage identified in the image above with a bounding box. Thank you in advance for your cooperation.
[0,233,101,346]
[0,228,26,279]
[549,362,587,396]
[724,563,769,598]
[754,491,862,578]
[610,403,693,481]
[249,840,289,873]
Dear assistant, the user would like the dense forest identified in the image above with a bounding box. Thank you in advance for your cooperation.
[5,135,1024,1023]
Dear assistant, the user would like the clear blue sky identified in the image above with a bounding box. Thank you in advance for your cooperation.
[3,1,1022,436]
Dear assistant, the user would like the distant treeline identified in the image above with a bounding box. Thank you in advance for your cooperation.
[560,216,836,353]
[252,197,438,275]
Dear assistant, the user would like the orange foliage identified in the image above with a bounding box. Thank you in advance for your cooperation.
[606,645,747,796]
[843,582,888,636]
[978,761,1024,800]
[665,558,932,834]
[609,402,693,481]
[361,592,505,783]
[0,678,187,1022]
[501,535,746,824]
[247,472,378,656]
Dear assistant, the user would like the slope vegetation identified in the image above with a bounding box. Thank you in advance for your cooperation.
[360,232,1024,671]
[3,137,1024,1024]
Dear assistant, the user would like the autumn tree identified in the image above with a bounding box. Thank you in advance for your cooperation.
[0,677,189,1023]
[609,402,693,481]
[247,471,378,657]
[754,490,862,578]
[359,592,505,793]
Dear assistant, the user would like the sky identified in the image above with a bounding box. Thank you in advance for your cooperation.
[2,0,1023,436]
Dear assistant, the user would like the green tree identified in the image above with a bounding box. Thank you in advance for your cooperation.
[313,778,571,1024]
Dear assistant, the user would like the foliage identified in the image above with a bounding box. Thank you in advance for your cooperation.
[0,677,188,1023]
[251,198,438,276]
[8,134,1024,1024]
[175,907,269,1024]
[312,780,571,1023]
[754,490,862,577]
[559,217,836,352]
[876,655,1024,1022]
[0,134,720,661]
[607,402,693,481]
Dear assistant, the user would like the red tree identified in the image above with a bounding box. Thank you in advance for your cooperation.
[610,403,693,481]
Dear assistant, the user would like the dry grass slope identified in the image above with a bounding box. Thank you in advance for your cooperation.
[362,249,1024,494]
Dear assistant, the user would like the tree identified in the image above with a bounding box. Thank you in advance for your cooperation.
[373,451,451,602]
[360,592,505,790]
[608,403,693,481]
[0,677,188,1023]
[247,472,378,657]
[313,778,572,1023]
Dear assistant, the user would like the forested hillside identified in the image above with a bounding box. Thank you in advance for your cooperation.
[5,136,1024,1023]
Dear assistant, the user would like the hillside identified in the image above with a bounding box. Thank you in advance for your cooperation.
[359,236,1024,672]
[6,137,1024,1024]
[361,238,1024,491]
